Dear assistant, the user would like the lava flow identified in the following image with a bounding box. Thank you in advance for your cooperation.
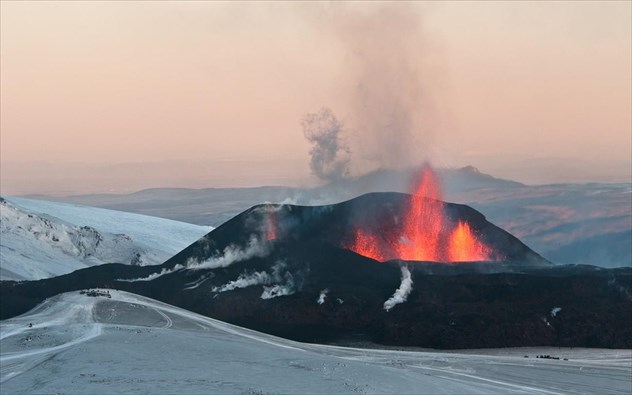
[347,166,495,263]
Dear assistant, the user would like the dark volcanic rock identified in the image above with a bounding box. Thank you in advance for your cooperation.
[164,192,549,268]
[2,193,631,349]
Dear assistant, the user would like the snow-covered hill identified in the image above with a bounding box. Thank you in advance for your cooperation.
[0,197,211,281]
[1,290,629,394]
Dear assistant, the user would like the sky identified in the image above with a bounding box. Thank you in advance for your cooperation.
[1,1,630,195]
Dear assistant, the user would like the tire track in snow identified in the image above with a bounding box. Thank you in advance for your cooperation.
[0,324,102,363]
[151,307,173,329]
[113,291,305,352]
[0,296,104,384]
[408,364,566,395]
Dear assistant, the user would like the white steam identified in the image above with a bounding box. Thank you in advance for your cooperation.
[188,235,270,270]
[212,261,296,300]
[551,307,562,317]
[259,262,296,299]
[317,288,329,305]
[383,266,413,311]
[118,264,185,282]
[213,270,271,293]
[261,281,295,300]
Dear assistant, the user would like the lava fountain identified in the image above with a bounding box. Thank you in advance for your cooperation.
[347,165,495,263]
[265,208,278,241]
[448,221,491,262]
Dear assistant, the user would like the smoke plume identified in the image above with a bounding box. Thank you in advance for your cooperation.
[211,260,297,299]
[260,261,296,299]
[261,281,295,299]
[317,288,329,305]
[384,266,413,311]
[118,264,185,282]
[302,107,351,182]
[302,3,441,175]
[213,270,272,293]
[187,235,270,270]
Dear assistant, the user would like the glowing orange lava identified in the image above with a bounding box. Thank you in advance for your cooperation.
[448,221,491,262]
[347,165,495,263]
[265,209,278,241]
[396,166,445,261]
[349,228,385,261]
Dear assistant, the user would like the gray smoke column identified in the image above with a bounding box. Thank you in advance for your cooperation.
[302,3,442,173]
[302,107,351,182]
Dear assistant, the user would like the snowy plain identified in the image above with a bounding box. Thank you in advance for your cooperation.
[0,197,211,281]
[1,290,630,394]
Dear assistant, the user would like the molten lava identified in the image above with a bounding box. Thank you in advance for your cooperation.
[265,209,278,241]
[347,165,495,263]
[448,221,491,262]
[396,166,445,261]
[349,228,385,261]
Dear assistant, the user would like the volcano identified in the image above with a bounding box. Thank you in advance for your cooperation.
[168,191,546,268]
[160,164,548,269]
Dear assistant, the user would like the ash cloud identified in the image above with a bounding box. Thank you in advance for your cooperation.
[302,107,351,182]
[302,3,441,175]
[384,266,413,311]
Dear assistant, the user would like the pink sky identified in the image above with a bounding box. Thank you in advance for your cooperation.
[1,2,630,194]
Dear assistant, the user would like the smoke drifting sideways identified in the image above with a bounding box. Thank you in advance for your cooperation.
[301,2,442,179]
[188,236,270,270]
[302,108,351,183]
[212,260,297,300]
[117,265,185,283]
[119,235,272,283]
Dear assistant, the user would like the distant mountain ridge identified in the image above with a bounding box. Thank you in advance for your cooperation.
[22,166,522,226]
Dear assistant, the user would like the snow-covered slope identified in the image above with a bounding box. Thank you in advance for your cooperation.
[1,290,630,394]
[0,197,211,281]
